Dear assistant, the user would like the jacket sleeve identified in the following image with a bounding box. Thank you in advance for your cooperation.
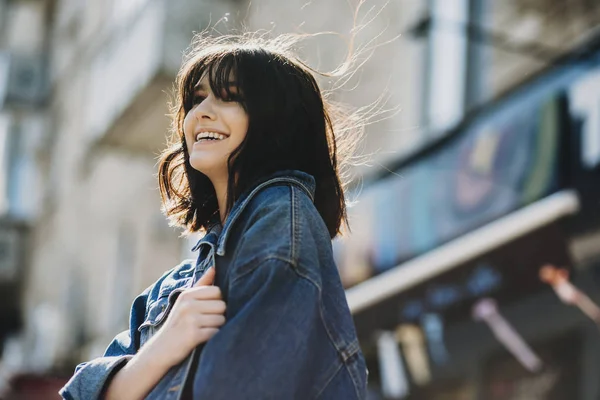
[59,287,150,400]
[190,257,327,399]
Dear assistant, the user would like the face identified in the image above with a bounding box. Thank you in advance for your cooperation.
[183,74,249,180]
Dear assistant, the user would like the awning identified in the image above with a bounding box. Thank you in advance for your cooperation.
[346,190,581,314]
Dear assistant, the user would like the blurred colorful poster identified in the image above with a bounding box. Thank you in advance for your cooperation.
[569,68,600,169]
[336,91,564,287]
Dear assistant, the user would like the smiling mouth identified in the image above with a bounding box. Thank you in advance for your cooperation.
[195,131,228,143]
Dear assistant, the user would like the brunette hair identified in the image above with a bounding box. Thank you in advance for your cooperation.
[158,33,366,239]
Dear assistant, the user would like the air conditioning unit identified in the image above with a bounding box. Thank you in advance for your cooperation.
[0,51,48,108]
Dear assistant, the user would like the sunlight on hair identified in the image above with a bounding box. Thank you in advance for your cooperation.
[157,1,400,237]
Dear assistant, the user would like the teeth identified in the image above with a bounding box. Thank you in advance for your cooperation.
[195,132,226,142]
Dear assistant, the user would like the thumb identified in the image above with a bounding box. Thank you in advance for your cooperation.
[196,266,215,286]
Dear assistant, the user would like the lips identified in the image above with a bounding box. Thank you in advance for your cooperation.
[195,131,228,142]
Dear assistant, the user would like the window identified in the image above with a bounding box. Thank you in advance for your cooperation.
[482,1,600,99]
[423,0,470,136]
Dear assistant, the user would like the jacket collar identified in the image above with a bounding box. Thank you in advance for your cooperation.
[191,170,316,255]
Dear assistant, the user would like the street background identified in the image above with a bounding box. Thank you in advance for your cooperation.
[1,0,600,398]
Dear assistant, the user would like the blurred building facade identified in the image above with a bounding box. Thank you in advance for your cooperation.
[0,0,598,399]
[0,0,426,394]
[336,2,600,400]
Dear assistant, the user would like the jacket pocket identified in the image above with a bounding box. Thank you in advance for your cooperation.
[138,286,188,347]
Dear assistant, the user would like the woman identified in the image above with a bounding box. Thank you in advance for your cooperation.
[60,32,368,400]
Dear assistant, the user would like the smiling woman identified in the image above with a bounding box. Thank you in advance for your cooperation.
[60,31,370,400]
[157,34,365,239]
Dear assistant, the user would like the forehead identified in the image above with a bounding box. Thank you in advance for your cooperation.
[194,74,210,89]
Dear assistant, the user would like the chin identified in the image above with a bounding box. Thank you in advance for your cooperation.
[189,155,225,178]
[189,160,211,175]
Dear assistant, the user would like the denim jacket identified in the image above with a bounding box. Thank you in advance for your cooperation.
[60,170,367,400]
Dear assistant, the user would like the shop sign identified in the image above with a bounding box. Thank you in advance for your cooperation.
[337,93,564,286]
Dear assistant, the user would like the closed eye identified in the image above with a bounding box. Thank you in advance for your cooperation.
[192,94,206,105]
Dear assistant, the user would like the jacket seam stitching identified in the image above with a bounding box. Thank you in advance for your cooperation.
[217,177,314,255]
[290,266,351,360]
[345,356,363,399]
[318,297,344,355]
[228,186,299,279]
[227,259,353,399]
[291,186,298,263]
[229,255,296,286]
[314,361,344,399]
[239,262,340,400]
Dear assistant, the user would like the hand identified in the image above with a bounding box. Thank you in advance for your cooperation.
[142,267,226,368]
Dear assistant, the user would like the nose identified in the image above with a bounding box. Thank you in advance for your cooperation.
[193,96,217,121]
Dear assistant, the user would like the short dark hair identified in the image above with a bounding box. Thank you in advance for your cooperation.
[158,34,362,239]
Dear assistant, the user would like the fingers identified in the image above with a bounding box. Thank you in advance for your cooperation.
[197,300,227,314]
[177,296,226,314]
[196,327,220,343]
[184,286,222,301]
[196,266,215,286]
[198,314,226,328]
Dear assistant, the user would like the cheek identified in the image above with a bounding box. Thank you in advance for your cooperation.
[182,113,194,148]
[231,109,249,141]
[183,113,193,134]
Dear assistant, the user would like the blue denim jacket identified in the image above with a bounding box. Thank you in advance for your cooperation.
[60,170,367,400]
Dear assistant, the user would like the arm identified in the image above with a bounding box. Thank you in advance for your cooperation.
[60,267,224,400]
[189,257,327,399]
[104,266,225,400]
[101,335,178,400]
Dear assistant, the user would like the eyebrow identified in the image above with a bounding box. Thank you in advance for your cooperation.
[193,82,238,91]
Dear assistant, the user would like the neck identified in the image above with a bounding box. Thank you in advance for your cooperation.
[210,174,229,225]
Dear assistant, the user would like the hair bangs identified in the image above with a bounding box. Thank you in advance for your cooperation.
[208,53,245,105]
[181,51,245,115]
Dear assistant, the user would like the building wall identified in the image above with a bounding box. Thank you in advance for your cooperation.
[7,0,185,371]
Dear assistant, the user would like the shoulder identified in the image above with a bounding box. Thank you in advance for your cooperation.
[232,183,330,271]
[242,183,324,240]
[244,183,320,229]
